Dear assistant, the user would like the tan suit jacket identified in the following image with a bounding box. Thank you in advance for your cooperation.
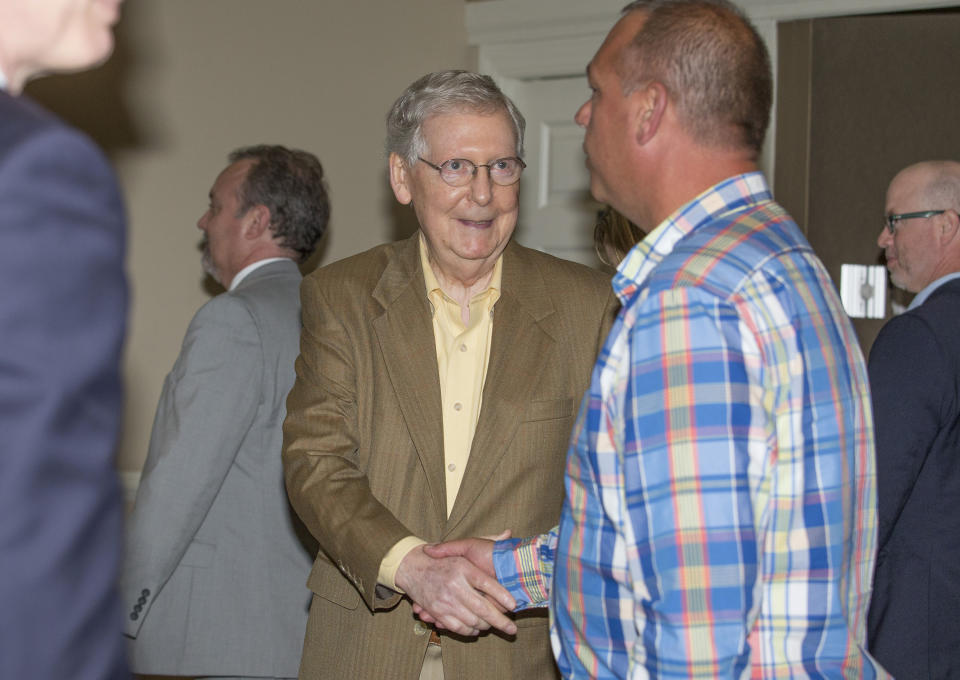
[283,234,617,679]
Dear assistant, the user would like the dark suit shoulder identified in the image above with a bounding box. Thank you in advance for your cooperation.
[0,92,110,172]
[0,91,62,141]
[911,279,960,336]
[872,280,960,367]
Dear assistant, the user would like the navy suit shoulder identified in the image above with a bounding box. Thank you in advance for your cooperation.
[867,278,960,679]
[0,92,129,678]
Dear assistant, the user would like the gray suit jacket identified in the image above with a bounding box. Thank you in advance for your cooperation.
[122,259,315,677]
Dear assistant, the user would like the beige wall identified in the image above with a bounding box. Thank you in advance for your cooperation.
[29,1,470,476]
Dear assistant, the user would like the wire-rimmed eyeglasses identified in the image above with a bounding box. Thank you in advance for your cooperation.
[884,210,947,235]
[418,156,526,187]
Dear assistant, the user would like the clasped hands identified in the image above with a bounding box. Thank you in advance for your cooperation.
[394,532,516,637]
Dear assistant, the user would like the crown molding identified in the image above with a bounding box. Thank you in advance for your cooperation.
[468,0,959,79]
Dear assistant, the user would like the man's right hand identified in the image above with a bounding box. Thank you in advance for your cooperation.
[395,544,517,637]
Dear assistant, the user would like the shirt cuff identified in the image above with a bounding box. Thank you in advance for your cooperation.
[492,532,555,610]
[378,535,427,592]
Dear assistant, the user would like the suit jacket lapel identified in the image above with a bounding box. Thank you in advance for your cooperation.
[445,243,557,535]
[371,235,447,522]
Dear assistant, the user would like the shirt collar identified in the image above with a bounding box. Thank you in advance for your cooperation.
[228,257,291,291]
[908,271,960,310]
[612,172,772,303]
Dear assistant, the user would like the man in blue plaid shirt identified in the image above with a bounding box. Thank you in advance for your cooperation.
[418,1,890,677]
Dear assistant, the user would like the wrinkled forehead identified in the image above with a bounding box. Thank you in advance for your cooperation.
[420,109,517,154]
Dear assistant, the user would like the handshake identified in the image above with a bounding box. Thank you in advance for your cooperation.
[393,532,519,638]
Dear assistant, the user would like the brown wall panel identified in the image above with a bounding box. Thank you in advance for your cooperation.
[776,11,960,354]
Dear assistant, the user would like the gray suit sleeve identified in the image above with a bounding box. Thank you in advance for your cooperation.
[121,294,262,637]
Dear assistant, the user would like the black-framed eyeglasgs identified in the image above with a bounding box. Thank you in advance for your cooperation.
[418,156,526,187]
[884,210,947,235]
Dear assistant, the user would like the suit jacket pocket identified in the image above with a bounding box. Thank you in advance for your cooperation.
[180,540,215,568]
[523,397,574,423]
[306,558,361,610]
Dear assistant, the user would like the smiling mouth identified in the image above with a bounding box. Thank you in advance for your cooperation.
[459,219,493,228]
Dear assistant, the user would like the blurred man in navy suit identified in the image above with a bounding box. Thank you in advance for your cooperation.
[869,160,960,679]
[0,1,129,678]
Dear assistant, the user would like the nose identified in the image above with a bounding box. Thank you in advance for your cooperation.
[877,224,892,248]
[575,99,592,128]
[469,166,493,206]
[197,210,209,231]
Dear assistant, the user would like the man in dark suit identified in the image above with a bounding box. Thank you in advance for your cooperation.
[869,160,960,678]
[121,145,329,679]
[0,1,128,678]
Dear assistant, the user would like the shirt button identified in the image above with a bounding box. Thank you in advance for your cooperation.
[459,344,467,352]
[448,463,457,472]
[453,402,462,411]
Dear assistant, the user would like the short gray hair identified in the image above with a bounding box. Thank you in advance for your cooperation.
[385,70,526,167]
[619,0,772,154]
[228,145,330,262]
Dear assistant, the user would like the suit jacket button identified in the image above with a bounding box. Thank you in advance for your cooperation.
[413,621,428,636]
[141,589,150,597]
[134,604,142,612]
[137,596,147,605]
[129,612,138,621]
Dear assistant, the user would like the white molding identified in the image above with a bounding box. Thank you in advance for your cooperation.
[467,0,960,79]
[737,0,959,20]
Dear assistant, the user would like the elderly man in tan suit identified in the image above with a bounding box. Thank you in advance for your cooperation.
[282,70,616,680]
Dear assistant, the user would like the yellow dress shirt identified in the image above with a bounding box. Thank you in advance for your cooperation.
[378,235,502,590]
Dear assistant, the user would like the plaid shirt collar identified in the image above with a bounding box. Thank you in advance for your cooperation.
[613,171,772,304]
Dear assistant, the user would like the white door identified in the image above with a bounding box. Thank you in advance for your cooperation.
[508,76,605,268]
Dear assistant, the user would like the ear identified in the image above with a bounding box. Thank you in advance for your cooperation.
[938,208,960,245]
[242,204,271,240]
[632,81,668,146]
[389,152,413,205]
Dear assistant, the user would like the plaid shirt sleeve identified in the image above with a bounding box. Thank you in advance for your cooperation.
[554,286,772,678]
[492,531,557,611]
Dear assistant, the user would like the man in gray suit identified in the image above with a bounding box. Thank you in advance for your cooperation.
[121,145,330,679]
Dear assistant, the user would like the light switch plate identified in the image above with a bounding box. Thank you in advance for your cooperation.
[840,264,886,319]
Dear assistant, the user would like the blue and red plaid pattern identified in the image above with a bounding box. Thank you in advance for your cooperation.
[494,173,889,679]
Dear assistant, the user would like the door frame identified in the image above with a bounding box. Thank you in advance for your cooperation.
[466,0,960,180]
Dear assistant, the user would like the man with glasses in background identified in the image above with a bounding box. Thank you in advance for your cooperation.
[282,69,617,680]
[869,160,960,679]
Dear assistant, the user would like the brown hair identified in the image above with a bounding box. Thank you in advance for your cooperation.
[618,0,772,155]
[594,205,646,267]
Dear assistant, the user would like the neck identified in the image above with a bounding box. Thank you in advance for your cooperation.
[648,144,758,228]
[222,246,294,289]
[0,54,26,94]
[427,255,497,321]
